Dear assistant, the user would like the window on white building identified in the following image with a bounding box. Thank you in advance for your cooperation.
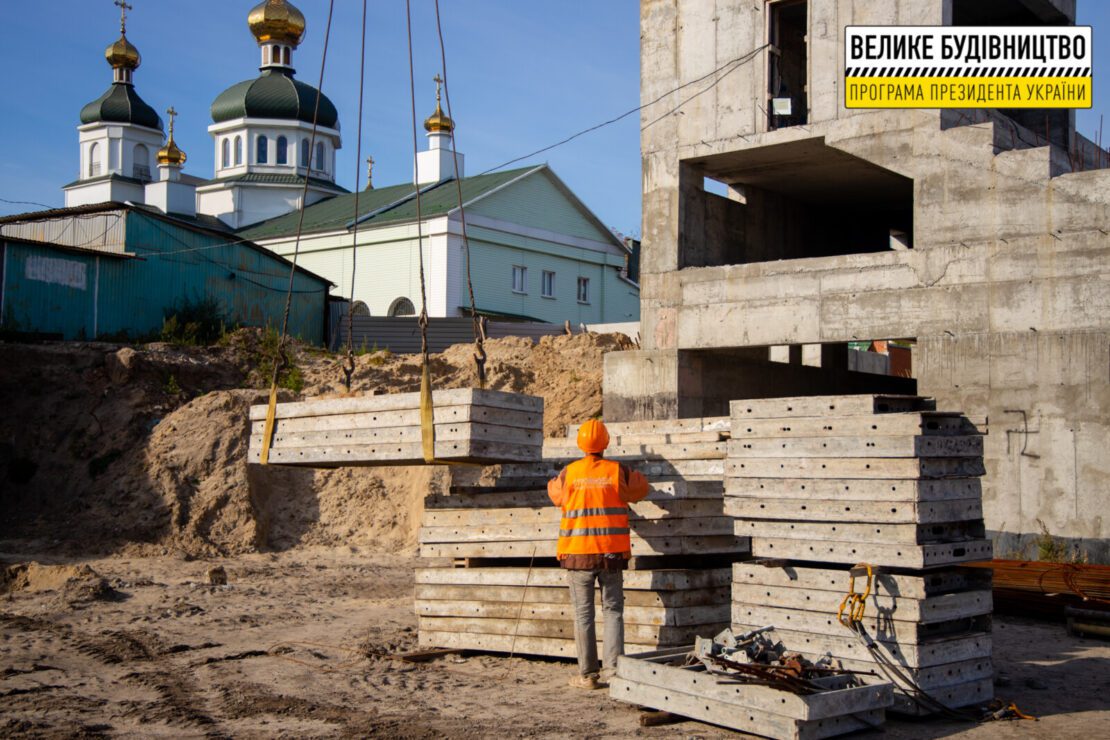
[257,135,269,164]
[512,265,527,294]
[577,276,590,304]
[315,142,326,172]
[541,270,555,298]
[389,297,416,316]
[133,144,151,181]
[88,142,101,178]
[234,136,243,166]
[301,139,310,168]
[277,136,288,165]
[221,139,230,168]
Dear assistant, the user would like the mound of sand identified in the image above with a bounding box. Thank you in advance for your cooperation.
[0,331,633,557]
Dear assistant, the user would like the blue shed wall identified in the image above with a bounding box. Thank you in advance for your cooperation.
[0,212,330,343]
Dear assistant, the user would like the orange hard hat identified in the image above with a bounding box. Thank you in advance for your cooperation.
[577,419,610,454]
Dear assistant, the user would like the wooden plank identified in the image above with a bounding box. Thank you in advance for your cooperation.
[418,616,727,642]
[730,413,982,439]
[730,584,992,623]
[731,563,993,599]
[730,395,934,420]
[251,405,542,434]
[725,457,985,479]
[416,600,728,626]
[609,678,887,740]
[542,441,727,461]
[750,538,992,569]
[729,604,990,640]
[417,630,661,658]
[249,439,540,467]
[567,417,731,438]
[249,388,543,421]
[252,421,542,449]
[726,435,983,459]
[723,497,983,524]
[419,535,751,559]
[422,498,725,527]
[414,567,732,591]
[414,583,731,608]
[419,517,735,543]
[734,520,985,546]
[724,477,981,503]
[729,624,992,668]
[616,653,894,721]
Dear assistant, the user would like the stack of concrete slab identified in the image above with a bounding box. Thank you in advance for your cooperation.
[416,566,732,657]
[725,394,993,714]
[416,417,751,659]
[247,388,543,466]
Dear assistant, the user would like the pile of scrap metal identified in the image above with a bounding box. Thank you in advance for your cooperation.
[693,626,869,695]
[609,628,894,740]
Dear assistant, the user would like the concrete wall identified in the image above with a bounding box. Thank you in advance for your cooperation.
[607,0,1110,559]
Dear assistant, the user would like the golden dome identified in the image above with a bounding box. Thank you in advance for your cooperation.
[105,34,141,70]
[424,101,455,133]
[157,139,187,167]
[248,0,306,46]
[157,107,187,166]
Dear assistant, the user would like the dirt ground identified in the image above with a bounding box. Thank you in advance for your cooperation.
[0,550,1106,739]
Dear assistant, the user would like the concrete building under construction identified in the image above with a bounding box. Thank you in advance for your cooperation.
[605,0,1109,560]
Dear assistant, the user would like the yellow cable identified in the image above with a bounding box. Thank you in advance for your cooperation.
[259,382,280,466]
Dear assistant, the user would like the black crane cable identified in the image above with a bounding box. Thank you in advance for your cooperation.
[342,0,370,392]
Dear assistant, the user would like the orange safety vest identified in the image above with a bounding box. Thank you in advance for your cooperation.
[556,456,630,557]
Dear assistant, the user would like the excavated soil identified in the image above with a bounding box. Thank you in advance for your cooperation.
[0,331,631,558]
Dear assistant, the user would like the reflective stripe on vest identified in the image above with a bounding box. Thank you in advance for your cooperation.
[557,456,630,556]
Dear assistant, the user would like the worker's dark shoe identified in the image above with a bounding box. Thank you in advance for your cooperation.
[568,674,602,690]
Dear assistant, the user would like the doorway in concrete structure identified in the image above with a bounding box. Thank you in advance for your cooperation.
[679,139,914,268]
[673,342,917,418]
[768,0,808,130]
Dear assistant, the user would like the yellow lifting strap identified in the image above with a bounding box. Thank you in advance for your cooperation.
[837,563,875,628]
[259,381,281,466]
[420,361,436,463]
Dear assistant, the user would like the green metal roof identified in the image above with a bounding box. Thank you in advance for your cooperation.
[80,83,163,131]
[211,69,339,128]
[236,166,538,240]
[200,172,349,191]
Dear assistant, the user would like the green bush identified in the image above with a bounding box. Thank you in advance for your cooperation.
[161,296,228,346]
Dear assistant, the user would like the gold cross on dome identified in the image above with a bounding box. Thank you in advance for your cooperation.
[115,1,133,33]
[166,106,178,136]
[433,74,444,103]
[365,156,375,189]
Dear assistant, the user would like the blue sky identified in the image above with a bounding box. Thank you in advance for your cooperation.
[0,1,1106,235]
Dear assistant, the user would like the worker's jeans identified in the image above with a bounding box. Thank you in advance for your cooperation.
[566,568,624,677]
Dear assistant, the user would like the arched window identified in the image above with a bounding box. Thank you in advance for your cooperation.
[389,298,416,317]
[315,141,325,172]
[272,45,280,64]
[301,139,310,168]
[351,300,370,317]
[234,136,243,165]
[283,47,291,66]
[133,144,150,180]
[221,139,230,169]
[88,142,101,177]
[276,136,288,165]
[256,135,268,164]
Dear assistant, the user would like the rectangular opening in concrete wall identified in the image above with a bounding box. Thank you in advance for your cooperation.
[680,139,913,268]
[950,0,1074,149]
[677,343,917,418]
[768,0,808,130]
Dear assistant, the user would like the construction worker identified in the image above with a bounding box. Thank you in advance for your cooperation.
[547,419,650,689]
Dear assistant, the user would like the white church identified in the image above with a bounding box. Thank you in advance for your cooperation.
[61,0,640,325]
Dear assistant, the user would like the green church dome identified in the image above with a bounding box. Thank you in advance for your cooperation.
[80,84,164,131]
[210,70,339,128]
